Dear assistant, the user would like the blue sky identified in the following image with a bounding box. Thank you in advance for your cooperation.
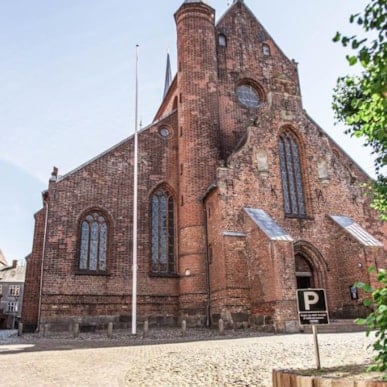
[0,0,373,262]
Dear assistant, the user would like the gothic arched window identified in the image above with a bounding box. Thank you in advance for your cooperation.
[151,189,175,273]
[79,211,108,272]
[279,131,306,216]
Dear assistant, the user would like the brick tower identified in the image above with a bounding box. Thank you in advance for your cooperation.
[174,0,220,325]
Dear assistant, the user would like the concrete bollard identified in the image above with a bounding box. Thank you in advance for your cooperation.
[42,323,49,338]
[107,322,113,338]
[181,320,186,337]
[73,323,79,338]
[219,319,225,335]
[143,320,149,338]
[18,322,23,336]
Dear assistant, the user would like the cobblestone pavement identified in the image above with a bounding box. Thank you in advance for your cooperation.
[0,329,375,386]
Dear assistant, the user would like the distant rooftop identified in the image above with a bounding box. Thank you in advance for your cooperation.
[0,249,7,267]
[0,262,26,283]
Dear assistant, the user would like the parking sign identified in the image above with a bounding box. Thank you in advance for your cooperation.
[297,289,329,325]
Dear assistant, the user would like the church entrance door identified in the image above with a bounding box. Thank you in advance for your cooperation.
[295,253,314,289]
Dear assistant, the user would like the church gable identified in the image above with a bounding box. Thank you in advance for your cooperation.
[212,106,381,248]
[216,0,295,73]
[56,109,178,189]
[215,0,301,158]
[33,111,178,292]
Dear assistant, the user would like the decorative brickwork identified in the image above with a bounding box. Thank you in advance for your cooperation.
[22,0,386,333]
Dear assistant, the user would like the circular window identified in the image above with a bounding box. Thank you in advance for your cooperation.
[159,127,170,138]
[236,84,260,108]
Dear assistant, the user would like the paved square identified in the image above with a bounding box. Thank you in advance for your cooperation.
[0,331,374,386]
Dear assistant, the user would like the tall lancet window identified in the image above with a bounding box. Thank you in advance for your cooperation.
[151,189,175,273]
[279,131,306,216]
[79,211,108,272]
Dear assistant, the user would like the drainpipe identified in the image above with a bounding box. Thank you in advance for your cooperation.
[37,193,49,332]
[203,204,211,327]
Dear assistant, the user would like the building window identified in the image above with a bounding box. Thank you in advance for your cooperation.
[262,43,270,56]
[279,131,306,216]
[218,34,227,47]
[9,285,21,296]
[236,84,261,108]
[159,126,170,138]
[79,211,108,272]
[7,301,18,312]
[151,189,175,273]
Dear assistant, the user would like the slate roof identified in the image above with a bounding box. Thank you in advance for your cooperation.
[330,215,383,247]
[244,208,293,241]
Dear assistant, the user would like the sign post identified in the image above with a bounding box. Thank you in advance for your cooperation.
[312,325,320,370]
[297,289,329,370]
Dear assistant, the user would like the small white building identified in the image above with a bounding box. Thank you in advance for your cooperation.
[0,254,26,329]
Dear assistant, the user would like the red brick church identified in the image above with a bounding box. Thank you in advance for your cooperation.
[22,0,386,333]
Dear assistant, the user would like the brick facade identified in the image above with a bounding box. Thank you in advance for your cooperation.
[22,0,386,333]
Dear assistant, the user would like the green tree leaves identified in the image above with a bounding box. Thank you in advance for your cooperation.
[356,268,387,378]
[333,0,387,220]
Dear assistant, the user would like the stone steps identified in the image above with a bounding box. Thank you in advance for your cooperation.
[300,319,368,334]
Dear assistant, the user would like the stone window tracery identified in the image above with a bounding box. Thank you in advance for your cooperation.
[79,211,108,273]
[151,189,175,274]
[279,131,306,216]
[236,84,261,108]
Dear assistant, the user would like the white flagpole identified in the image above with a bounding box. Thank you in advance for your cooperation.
[131,44,139,335]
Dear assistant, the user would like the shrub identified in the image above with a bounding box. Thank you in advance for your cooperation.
[356,267,387,379]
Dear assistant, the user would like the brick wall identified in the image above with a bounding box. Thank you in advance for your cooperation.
[31,112,180,329]
[175,1,220,324]
[22,0,386,333]
[22,207,46,331]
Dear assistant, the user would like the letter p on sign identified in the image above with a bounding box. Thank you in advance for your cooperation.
[304,291,319,310]
[297,289,327,313]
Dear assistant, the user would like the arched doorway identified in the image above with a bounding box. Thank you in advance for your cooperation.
[295,253,314,289]
[294,241,328,290]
